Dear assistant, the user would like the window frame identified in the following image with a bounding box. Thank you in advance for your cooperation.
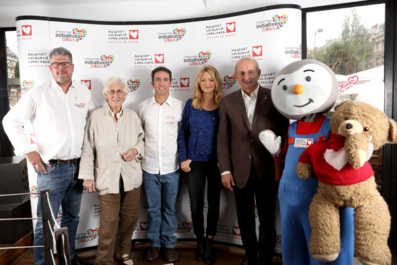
[0,27,15,157]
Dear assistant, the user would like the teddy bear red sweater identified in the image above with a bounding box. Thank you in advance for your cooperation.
[298,133,373,185]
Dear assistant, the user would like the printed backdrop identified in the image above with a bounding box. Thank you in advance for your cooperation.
[16,5,301,252]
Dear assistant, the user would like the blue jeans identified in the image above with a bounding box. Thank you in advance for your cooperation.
[33,161,83,265]
[143,170,180,248]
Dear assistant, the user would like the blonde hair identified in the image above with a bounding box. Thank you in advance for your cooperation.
[191,65,223,110]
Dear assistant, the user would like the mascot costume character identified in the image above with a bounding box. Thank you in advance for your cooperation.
[259,59,354,265]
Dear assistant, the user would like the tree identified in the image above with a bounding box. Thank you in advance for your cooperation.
[308,8,374,75]
[14,61,20,78]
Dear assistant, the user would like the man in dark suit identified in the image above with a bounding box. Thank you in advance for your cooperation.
[217,57,289,265]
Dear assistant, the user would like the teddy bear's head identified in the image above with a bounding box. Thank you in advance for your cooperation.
[331,100,397,151]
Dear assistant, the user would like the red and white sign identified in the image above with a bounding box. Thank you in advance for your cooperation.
[129,30,139,39]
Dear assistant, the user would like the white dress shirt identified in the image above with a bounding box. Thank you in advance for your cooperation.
[138,95,184,175]
[241,85,259,129]
[2,79,97,163]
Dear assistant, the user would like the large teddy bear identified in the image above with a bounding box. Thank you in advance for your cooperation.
[297,100,397,265]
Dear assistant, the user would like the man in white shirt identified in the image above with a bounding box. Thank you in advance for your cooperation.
[138,66,184,263]
[2,47,96,265]
[217,57,289,265]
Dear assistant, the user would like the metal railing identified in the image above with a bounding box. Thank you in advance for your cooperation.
[0,189,71,265]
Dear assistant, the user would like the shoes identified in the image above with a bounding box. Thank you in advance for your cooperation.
[121,254,134,265]
[203,237,214,264]
[71,255,93,265]
[196,238,205,261]
[145,246,160,261]
[239,258,257,265]
[164,247,178,262]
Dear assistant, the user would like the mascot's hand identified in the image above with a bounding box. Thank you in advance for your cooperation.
[259,130,281,157]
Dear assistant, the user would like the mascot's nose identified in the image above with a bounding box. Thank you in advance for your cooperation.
[293,84,304,94]
[346,123,353,129]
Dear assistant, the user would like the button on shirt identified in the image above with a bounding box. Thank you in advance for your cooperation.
[241,85,259,129]
[2,79,97,163]
[138,96,184,175]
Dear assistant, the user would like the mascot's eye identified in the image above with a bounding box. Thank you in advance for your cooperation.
[363,127,369,132]
[282,85,287,91]
[344,117,348,120]
[306,76,311,82]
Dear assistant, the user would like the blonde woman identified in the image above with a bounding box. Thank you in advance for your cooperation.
[178,65,223,264]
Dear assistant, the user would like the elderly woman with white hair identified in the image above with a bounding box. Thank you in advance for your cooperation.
[78,77,144,265]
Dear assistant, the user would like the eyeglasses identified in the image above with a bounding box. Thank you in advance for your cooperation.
[51,62,72,68]
[107,90,124,95]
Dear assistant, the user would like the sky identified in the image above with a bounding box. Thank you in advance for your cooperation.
[306,3,385,49]
[5,3,386,57]
[6,30,18,55]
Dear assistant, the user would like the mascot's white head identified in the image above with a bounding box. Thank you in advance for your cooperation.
[271,59,338,120]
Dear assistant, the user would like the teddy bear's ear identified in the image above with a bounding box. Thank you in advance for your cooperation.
[387,118,397,143]
[333,101,345,111]
[334,100,352,111]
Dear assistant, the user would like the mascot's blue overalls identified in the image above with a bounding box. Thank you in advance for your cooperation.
[279,116,354,265]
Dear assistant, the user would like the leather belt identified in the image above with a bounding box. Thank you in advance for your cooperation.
[49,158,79,165]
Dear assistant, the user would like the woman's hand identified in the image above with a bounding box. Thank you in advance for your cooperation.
[121,148,138,162]
[181,159,192,173]
[83,180,96,193]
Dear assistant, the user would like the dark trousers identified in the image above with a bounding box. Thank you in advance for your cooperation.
[233,164,276,264]
[187,161,222,238]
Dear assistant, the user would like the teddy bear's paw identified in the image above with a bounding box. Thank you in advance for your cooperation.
[357,246,392,265]
[357,257,383,265]
[312,253,339,262]
[358,261,378,265]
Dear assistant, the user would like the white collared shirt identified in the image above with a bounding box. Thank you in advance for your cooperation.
[2,79,97,163]
[138,95,184,175]
[241,85,259,129]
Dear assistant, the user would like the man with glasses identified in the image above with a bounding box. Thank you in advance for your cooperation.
[138,66,184,263]
[2,47,97,265]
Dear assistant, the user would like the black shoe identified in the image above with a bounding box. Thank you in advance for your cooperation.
[196,238,205,261]
[71,255,93,265]
[164,248,178,262]
[239,258,257,265]
[145,247,160,261]
[204,237,214,264]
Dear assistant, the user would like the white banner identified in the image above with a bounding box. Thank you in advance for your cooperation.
[16,5,301,251]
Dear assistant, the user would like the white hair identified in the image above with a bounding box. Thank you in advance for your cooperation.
[102,77,129,96]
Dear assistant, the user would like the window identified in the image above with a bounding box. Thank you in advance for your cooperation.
[6,30,19,107]
[306,3,385,190]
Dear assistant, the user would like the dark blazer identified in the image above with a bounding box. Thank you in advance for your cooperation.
[217,86,289,189]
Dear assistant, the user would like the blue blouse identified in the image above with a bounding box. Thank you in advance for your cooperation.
[177,98,220,162]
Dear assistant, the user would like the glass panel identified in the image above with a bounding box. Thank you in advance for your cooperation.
[6,30,20,107]
[306,4,385,190]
